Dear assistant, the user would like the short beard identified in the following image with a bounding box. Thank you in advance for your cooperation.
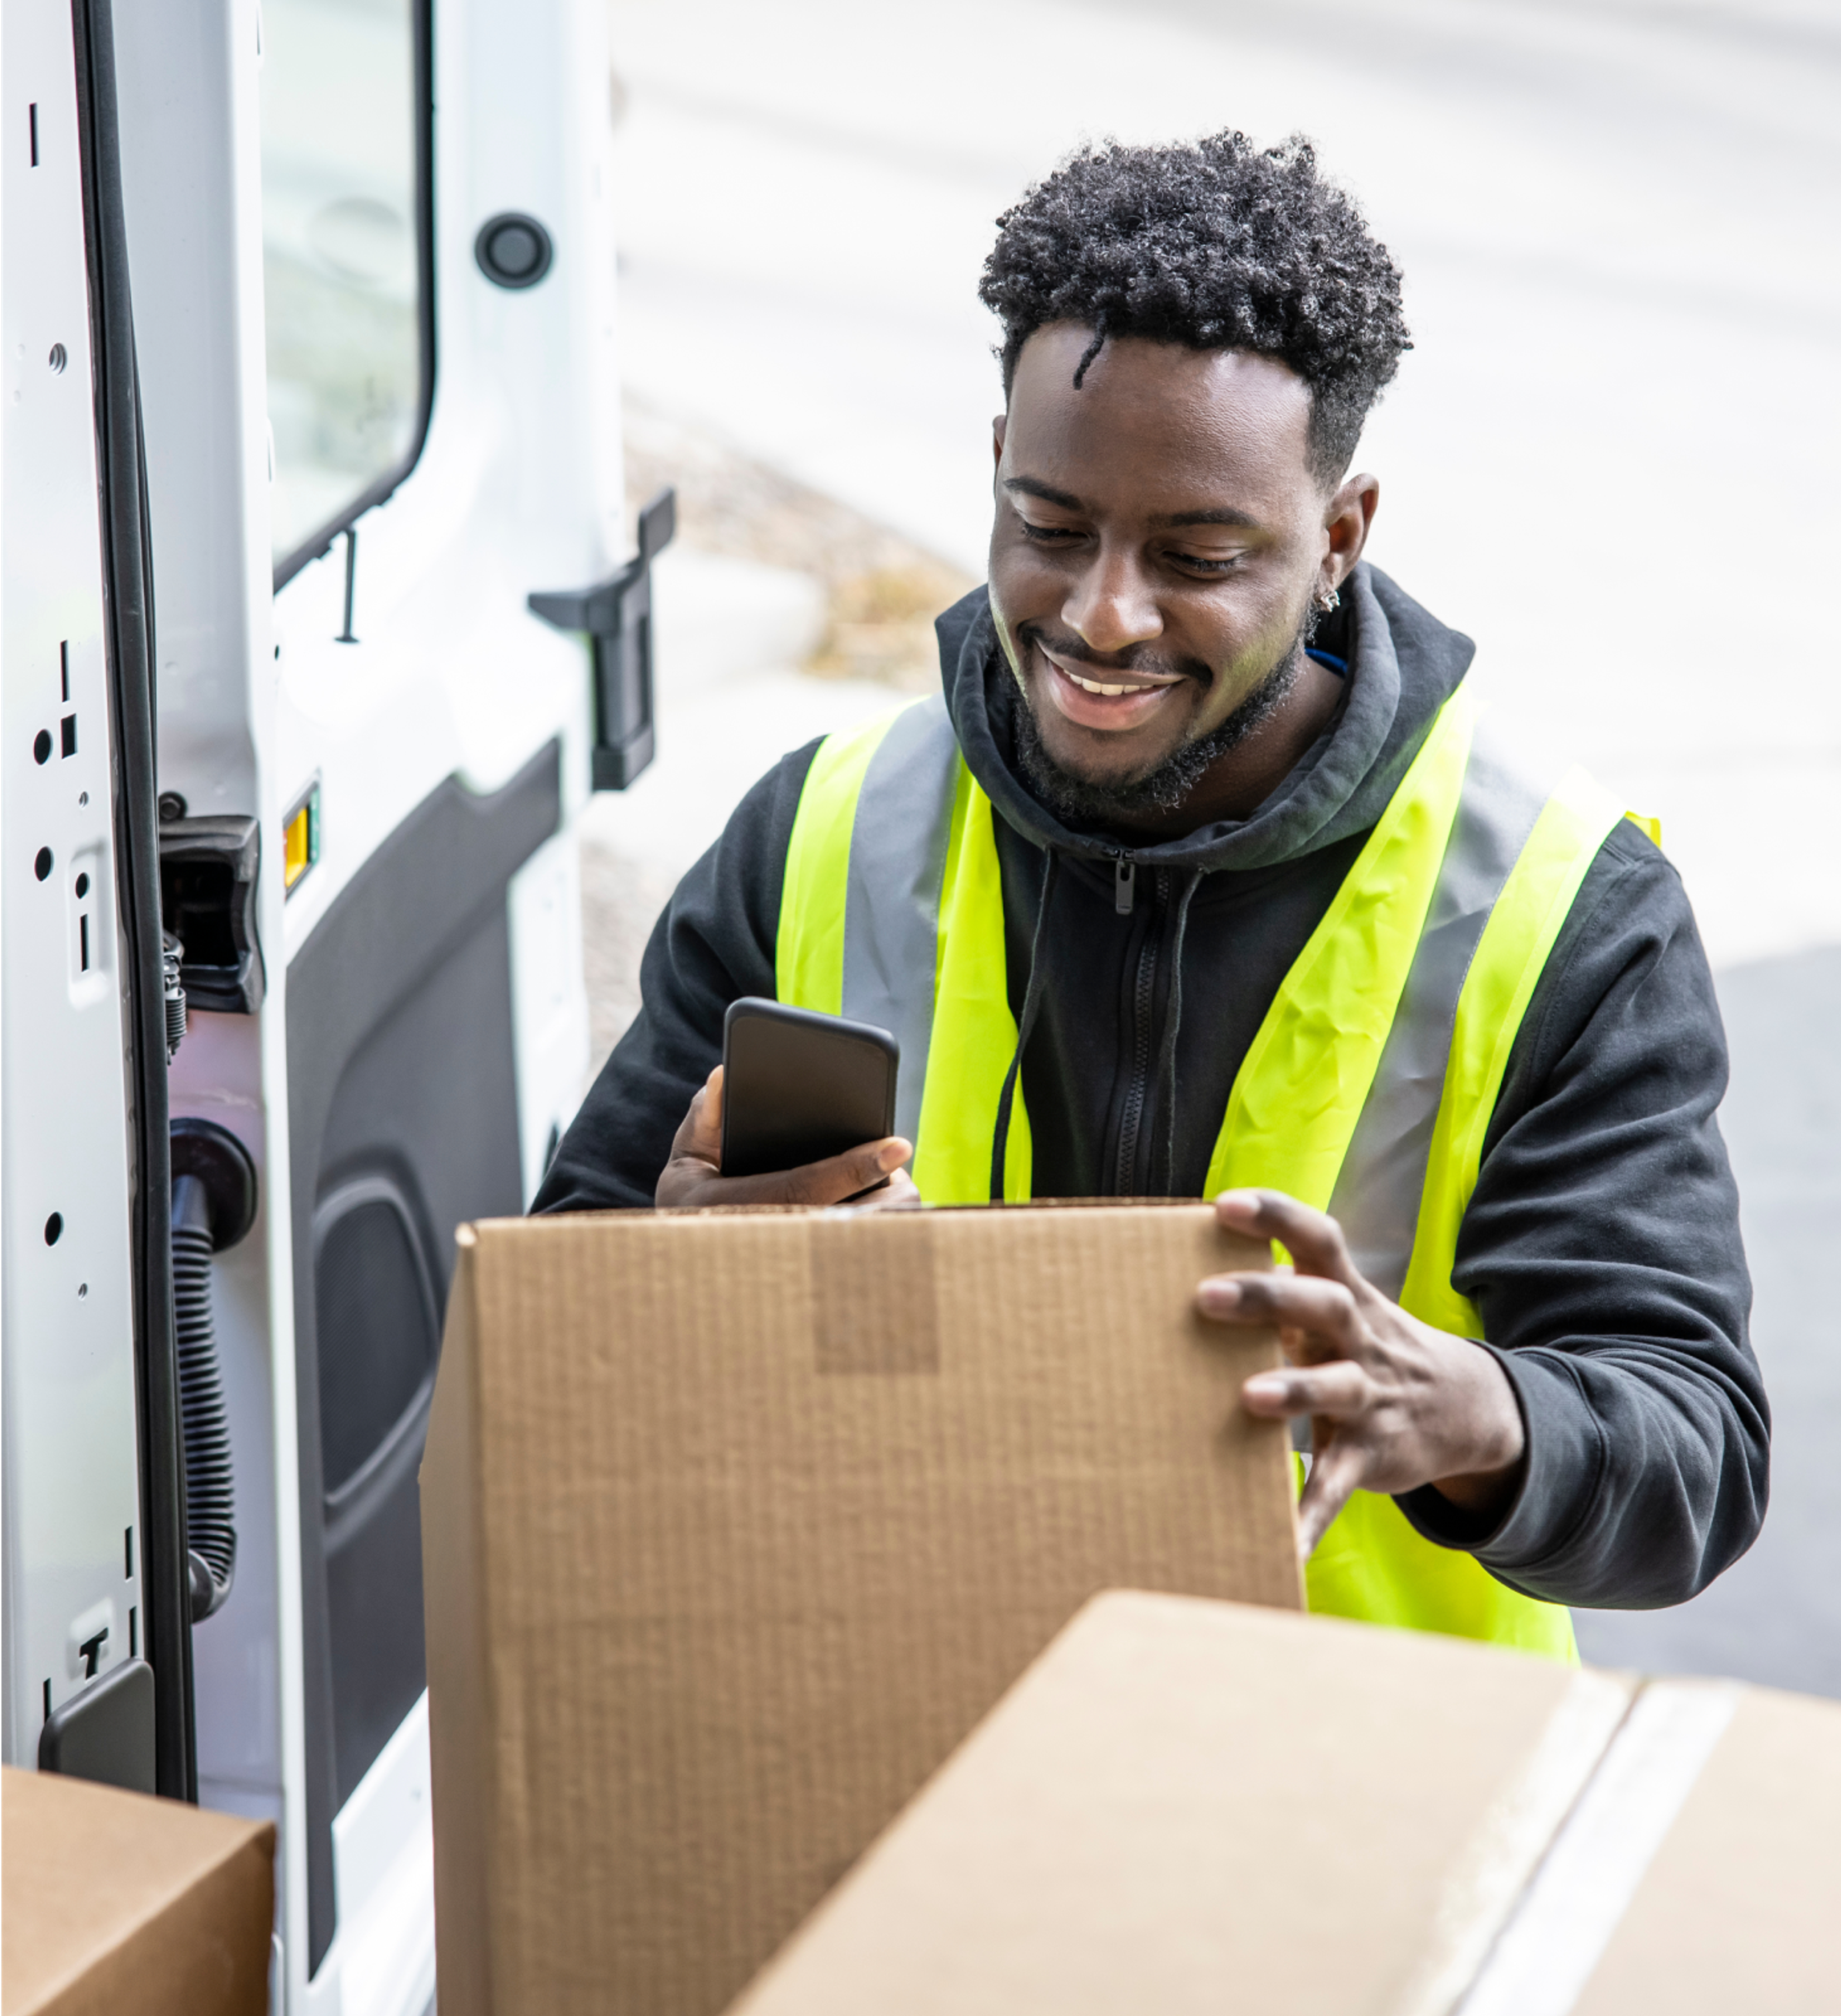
[1011,615,1316,830]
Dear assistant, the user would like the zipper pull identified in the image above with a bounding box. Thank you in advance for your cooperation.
[1115,856,1136,916]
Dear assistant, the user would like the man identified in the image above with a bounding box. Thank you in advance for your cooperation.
[538,132,1766,1653]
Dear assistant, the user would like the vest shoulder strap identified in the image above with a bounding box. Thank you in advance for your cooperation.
[780,697,966,1150]
[1328,715,1552,1297]
[1399,765,1633,1335]
[777,706,908,1016]
[1203,686,1479,1207]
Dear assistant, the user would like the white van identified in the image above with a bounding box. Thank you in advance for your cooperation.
[3,1,642,2007]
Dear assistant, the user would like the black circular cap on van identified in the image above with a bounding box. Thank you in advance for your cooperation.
[474,212,553,290]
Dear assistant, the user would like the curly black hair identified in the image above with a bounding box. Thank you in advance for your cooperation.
[979,132,1410,484]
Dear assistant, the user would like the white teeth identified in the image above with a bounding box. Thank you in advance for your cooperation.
[1045,653,1170,699]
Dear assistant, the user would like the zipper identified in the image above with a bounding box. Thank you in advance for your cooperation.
[1112,866,1164,1193]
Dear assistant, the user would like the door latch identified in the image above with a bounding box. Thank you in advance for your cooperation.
[528,488,676,791]
[158,814,264,1014]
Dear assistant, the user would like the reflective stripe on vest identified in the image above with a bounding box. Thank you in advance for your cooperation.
[778,689,1644,1658]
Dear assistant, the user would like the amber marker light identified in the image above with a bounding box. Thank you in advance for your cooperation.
[283,781,320,895]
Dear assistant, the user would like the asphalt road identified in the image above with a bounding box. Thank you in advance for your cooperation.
[602,0,1841,1696]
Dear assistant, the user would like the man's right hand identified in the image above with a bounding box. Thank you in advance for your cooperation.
[654,1066,918,1209]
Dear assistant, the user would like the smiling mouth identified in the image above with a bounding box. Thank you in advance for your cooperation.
[1034,643,1189,731]
[1039,646,1185,696]
[1060,666,1152,697]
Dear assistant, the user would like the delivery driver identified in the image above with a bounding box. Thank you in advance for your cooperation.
[537,132,1766,1656]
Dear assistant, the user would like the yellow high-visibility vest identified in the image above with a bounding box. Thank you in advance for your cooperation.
[777,685,1656,1658]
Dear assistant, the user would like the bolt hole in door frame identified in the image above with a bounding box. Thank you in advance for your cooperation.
[106,0,624,2008]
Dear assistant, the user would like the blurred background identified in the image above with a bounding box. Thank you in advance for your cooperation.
[584,0,1839,1693]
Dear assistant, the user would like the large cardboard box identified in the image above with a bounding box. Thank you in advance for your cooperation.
[1,1765,275,2016]
[421,1203,1299,2016]
[730,1592,1841,2016]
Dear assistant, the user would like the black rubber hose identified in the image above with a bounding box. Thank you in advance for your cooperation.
[172,1171,235,1621]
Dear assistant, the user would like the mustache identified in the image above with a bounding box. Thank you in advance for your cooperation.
[1019,622,1211,686]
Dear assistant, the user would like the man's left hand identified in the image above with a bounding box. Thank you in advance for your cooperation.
[1197,1189,1526,1560]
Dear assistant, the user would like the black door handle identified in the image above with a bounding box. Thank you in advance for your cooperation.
[529,488,676,791]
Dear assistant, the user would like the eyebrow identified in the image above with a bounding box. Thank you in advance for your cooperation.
[1003,476,1261,531]
[1004,476,1083,509]
[1161,505,1262,530]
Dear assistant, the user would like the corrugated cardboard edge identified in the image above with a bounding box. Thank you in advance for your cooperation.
[421,1226,495,2016]
[1,1767,274,2016]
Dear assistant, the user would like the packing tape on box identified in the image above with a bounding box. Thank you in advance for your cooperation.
[810,1212,940,1374]
[1447,1678,1741,2016]
[1393,1667,1635,2016]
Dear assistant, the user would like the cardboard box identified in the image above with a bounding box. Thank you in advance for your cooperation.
[1561,1683,1841,2015]
[421,1203,1299,2016]
[729,1592,1841,2016]
[2,1765,274,2016]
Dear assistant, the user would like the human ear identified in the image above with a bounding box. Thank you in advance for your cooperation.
[992,413,1007,468]
[1322,473,1380,591]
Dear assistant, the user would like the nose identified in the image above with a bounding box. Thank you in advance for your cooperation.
[1062,543,1163,658]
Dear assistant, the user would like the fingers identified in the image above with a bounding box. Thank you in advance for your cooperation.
[848,1168,924,1212]
[1236,1342,1374,1561]
[667,1067,723,1167]
[1296,1434,1368,1559]
[1240,1360,1371,1421]
[1197,1270,1362,1348]
[672,1135,913,1210]
[1212,1188,1359,1284]
[657,1105,914,1208]
[656,1071,724,1204]
[779,1136,913,1207]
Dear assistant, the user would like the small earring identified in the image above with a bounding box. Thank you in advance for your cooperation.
[1314,583,1341,614]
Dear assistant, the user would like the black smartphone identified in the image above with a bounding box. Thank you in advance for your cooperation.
[720,997,900,1181]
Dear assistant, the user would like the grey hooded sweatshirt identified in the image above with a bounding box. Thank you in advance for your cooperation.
[536,565,1767,1613]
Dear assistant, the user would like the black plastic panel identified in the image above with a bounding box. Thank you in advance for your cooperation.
[287,742,559,1973]
[315,1178,439,1500]
[38,1657,157,1793]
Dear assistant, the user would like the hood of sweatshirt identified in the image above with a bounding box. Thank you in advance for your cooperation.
[935,560,1474,871]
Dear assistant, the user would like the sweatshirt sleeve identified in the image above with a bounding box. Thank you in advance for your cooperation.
[531,741,820,1213]
[1396,820,1768,1608]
